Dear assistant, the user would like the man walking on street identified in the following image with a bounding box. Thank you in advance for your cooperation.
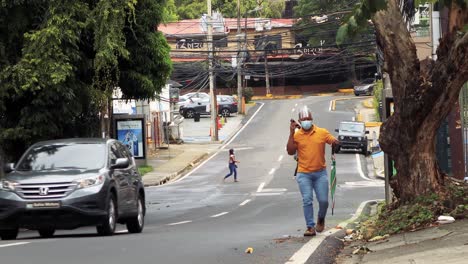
[286,106,339,236]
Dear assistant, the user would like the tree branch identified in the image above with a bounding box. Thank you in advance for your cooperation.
[372,0,420,105]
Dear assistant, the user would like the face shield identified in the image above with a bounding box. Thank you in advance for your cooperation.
[298,106,312,120]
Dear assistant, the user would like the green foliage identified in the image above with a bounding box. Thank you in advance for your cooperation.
[361,195,439,237]
[373,80,383,120]
[336,0,387,45]
[173,0,284,19]
[162,0,179,22]
[138,165,153,176]
[0,0,172,160]
[243,87,254,103]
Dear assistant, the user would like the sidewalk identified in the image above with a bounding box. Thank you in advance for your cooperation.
[142,103,257,186]
[336,216,468,264]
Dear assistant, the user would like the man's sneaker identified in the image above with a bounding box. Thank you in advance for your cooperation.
[316,218,325,232]
[304,227,316,237]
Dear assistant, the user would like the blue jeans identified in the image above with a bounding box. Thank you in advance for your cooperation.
[296,169,329,228]
[224,163,237,180]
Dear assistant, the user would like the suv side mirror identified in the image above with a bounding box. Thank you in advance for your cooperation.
[4,163,15,173]
[111,158,129,169]
[365,131,369,134]
[335,129,339,132]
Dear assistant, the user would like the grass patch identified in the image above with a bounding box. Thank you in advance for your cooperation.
[138,165,153,176]
[358,195,440,239]
[356,185,468,240]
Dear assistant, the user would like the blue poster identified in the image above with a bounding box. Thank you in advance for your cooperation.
[116,120,144,158]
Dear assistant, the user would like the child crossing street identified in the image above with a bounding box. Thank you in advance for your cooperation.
[223,149,240,182]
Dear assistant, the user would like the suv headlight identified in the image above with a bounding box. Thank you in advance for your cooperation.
[0,180,17,191]
[75,175,104,189]
[339,136,344,140]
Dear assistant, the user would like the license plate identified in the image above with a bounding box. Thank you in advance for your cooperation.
[26,201,61,209]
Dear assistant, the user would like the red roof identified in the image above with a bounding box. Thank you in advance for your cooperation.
[158,18,295,36]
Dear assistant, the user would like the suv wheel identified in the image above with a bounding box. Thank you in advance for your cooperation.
[220,108,230,117]
[126,195,145,233]
[361,146,368,156]
[0,228,19,240]
[38,228,55,238]
[185,109,195,118]
[97,193,117,236]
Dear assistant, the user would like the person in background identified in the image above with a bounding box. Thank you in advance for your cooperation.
[286,106,339,237]
[223,149,240,182]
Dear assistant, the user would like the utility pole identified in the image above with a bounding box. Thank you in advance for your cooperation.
[236,0,244,114]
[264,49,271,95]
[207,0,218,141]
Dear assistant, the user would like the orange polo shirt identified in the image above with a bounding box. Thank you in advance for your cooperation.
[294,125,336,173]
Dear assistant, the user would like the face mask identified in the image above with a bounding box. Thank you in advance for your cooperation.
[300,120,313,130]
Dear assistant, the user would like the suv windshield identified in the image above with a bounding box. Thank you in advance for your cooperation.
[339,122,365,133]
[16,143,106,171]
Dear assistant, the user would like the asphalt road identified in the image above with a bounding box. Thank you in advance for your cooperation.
[0,95,384,264]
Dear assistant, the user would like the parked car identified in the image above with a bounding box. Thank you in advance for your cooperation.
[179,95,238,118]
[335,121,369,155]
[354,78,375,96]
[0,138,145,240]
[177,92,210,107]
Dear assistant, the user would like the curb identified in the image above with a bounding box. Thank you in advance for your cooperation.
[338,88,354,93]
[337,200,380,230]
[252,95,302,100]
[143,152,210,187]
[365,122,382,127]
[362,99,374,109]
[288,200,380,264]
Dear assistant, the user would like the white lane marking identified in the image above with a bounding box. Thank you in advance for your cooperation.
[262,188,287,192]
[167,221,192,226]
[286,200,380,264]
[329,100,333,112]
[292,108,295,112]
[239,199,251,206]
[295,103,298,107]
[253,192,282,196]
[0,242,30,248]
[344,181,384,187]
[269,168,276,175]
[286,229,340,264]
[211,212,229,218]
[222,102,265,148]
[257,182,265,193]
[151,102,265,187]
[278,155,284,162]
[355,154,373,181]
[115,229,128,234]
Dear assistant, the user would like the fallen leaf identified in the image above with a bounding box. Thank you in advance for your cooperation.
[245,247,254,254]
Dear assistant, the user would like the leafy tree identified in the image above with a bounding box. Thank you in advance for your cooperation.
[337,0,468,204]
[173,0,285,19]
[0,0,172,160]
[294,0,375,82]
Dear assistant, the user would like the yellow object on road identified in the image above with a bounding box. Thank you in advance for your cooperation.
[245,247,253,254]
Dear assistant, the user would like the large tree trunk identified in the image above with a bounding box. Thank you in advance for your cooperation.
[372,0,468,202]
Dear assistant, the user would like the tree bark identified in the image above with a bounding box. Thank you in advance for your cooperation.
[372,0,468,202]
